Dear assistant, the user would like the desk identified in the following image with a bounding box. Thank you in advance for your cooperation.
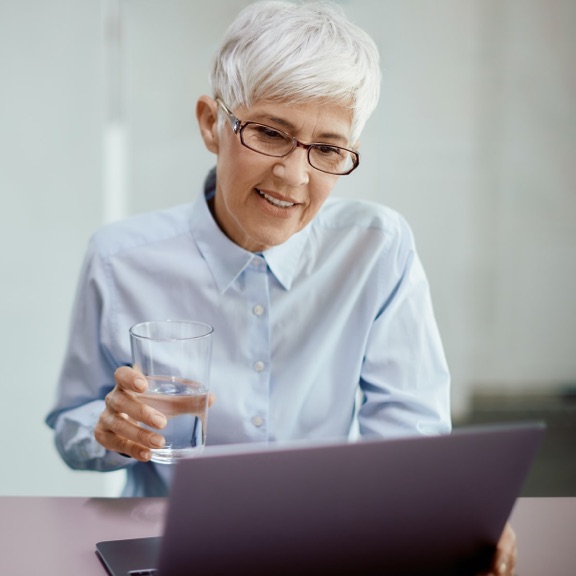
[0,497,574,575]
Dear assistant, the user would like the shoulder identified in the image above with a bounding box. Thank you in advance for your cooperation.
[88,203,194,259]
[313,196,415,247]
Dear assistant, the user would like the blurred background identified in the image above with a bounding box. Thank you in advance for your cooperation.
[0,0,574,497]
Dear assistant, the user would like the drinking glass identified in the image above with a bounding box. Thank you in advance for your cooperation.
[129,320,213,464]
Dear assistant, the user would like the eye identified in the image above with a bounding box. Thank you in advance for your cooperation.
[315,144,345,157]
[253,125,287,141]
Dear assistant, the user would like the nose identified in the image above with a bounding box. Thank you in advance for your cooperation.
[271,146,310,187]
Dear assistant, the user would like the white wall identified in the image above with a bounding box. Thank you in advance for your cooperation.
[1,0,574,497]
[473,0,576,388]
[0,0,111,495]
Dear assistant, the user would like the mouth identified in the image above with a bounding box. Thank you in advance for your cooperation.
[256,189,296,209]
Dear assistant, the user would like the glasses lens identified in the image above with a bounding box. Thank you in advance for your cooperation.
[241,123,294,156]
[309,145,357,175]
[239,122,358,175]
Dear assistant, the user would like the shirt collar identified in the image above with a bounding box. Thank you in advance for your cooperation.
[190,169,310,293]
[262,228,309,291]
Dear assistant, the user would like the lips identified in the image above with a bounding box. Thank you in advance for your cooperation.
[256,189,296,208]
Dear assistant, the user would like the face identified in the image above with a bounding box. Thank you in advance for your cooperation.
[197,97,355,252]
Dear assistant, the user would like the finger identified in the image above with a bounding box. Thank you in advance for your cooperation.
[95,426,153,462]
[105,386,167,430]
[114,365,148,393]
[492,523,517,575]
[104,410,166,449]
[95,410,165,461]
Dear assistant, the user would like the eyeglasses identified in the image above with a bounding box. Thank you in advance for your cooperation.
[216,99,360,176]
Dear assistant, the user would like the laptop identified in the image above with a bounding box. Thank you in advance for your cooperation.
[96,421,545,576]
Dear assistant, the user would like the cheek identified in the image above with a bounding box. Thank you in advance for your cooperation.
[309,178,337,210]
[218,144,262,189]
[298,186,333,229]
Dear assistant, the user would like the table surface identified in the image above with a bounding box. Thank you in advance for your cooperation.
[0,496,574,575]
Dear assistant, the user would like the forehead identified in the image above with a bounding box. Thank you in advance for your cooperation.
[238,99,354,144]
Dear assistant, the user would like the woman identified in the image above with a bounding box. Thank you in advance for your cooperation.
[47,2,515,573]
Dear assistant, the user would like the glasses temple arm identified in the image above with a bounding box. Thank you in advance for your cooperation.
[216,98,241,133]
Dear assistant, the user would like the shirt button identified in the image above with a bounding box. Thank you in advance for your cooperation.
[254,361,265,372]
[251,256,266,270]
[252,416,264,428]
[252,304,265,317]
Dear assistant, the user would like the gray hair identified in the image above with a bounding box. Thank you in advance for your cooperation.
[210,0,381,142]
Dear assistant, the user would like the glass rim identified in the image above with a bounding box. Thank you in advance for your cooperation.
[129,319,214,341]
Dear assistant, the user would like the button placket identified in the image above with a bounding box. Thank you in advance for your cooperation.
[245,255,270,438]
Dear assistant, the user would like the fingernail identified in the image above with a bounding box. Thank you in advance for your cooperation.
[150,434,165,448]
[140,450,151,460]
[498,561,507,575]
[134,378,147,391]
[151,414,167,429]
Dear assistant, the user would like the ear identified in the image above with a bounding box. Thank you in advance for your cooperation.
[196,95,219,154]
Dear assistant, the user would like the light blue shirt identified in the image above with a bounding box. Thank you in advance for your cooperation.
[46,171,451,496]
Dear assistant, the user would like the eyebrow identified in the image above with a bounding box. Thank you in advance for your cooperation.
[252,113,349,145]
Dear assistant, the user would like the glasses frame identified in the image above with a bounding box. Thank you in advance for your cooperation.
[216,98,360,176]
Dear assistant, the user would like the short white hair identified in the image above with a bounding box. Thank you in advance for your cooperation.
[210,0,381,142]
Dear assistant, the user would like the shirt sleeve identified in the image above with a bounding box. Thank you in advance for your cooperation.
[357,214,452,438]
[45,236,134,472]
[53,400,133,471]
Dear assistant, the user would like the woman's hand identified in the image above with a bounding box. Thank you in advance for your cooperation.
[94,366,168,461]
[479,522,517,576]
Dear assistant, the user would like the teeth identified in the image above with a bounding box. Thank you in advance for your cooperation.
[257,189,295,208]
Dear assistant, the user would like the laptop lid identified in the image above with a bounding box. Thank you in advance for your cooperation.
[96,421,545,576]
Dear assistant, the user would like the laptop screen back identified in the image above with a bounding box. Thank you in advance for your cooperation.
[153,422,544,576]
